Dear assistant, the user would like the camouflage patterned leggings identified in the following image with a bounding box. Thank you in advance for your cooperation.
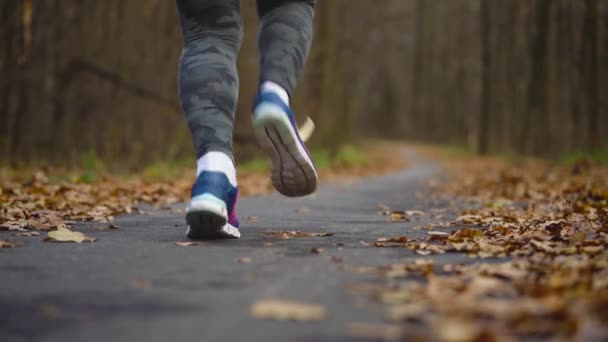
[177,0,315,159]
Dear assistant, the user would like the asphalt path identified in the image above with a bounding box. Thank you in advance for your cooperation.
[1,152,465,341]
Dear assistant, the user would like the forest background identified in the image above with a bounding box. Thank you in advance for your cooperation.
[2,0,607,170]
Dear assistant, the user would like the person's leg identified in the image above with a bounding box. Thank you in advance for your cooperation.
[257,0,315,102]
[177,0,242,161]
[177,0,242,239]
[252,0,318,197]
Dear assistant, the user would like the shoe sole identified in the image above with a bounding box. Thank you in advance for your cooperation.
[253,103,318,197]
[186,197,240,240]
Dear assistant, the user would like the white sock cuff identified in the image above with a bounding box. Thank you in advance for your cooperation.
[261,81,290,106]
[196,151,237,187]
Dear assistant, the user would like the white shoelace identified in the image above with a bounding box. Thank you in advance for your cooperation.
[299,117,315,142]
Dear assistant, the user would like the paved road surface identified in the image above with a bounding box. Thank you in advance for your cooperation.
[1,152,463,341]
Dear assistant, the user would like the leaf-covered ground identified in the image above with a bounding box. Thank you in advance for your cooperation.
[348,153,608,341]
[0,143,405,242]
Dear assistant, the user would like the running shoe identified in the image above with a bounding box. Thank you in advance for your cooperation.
[252,92,318,197]
[186,171,240,239]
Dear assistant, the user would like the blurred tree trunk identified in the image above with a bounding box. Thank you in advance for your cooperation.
[478,0,490,155]
[583,0,600,151]
[411,0,427,141]
[317,0,347,153]
[521,0,551,155]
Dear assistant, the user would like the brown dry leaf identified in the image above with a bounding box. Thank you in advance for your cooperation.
[310,247,324,254]
[406,210,425,217]
[388,303,429,321]
[0,240,22,248]
[238,257,252,264]
[388,211,409,221]
[455,214,483,224]
[45,227,95,243]
[175,241,200,247]
[0,222,29,232]
[296,206,311,214]
[313,232,334,237]
[449,227,484,241]
[265,230,333,239]
[374,235,412,248]
[250,299,327,321]
[377,236,410,243]
[16,231,40,237]
[427,231,449,238]
[437,318,487,342]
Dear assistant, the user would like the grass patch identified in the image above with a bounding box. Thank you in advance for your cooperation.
[1,144,386,184]
[239,157,271,172]
[76,150,105,183]
[140,162,190,181]
[238,145,371,172]
[561,146,608,166]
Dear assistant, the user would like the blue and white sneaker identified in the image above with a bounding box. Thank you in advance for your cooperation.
[186,171,240,239]
[252,92,318,197]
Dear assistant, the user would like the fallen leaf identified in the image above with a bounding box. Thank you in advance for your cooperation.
[0,222,29,232]
[250,299,327,321]
[388,211,409,221]
[15,231,40,237]
[0,240,22,248]
[265,230,334,239]
[455,214,483,224]
[296,206,311,214]
[374,235,412,248]
[388,303,429,320]
[175,241,200,247]
[310,247,324,254]
[437,318,486,342]
[45,227,95,243]
[377,236,411,243]
[238,257,252,264]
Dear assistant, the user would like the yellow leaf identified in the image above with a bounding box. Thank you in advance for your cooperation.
[175,241,200,247]
[46,227,95,243]
[250,299,327,321]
